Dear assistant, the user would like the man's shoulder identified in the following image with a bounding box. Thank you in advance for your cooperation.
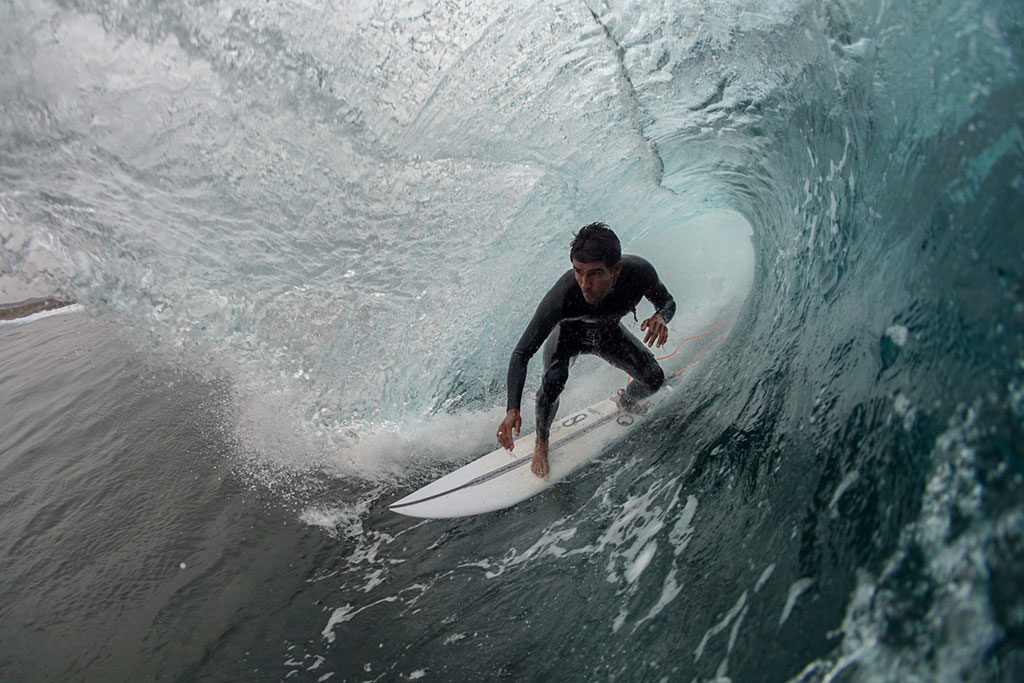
[552,267,577,290]
[538,268,578,305]
[621,254,658,277]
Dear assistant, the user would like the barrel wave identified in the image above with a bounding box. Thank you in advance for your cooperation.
[1,0,1021,680]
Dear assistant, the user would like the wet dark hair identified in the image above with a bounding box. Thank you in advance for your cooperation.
[570,222,621,268]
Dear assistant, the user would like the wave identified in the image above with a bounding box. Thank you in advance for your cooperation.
[1,0,1021,679]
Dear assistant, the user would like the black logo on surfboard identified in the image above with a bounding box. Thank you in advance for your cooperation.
[562,413,588,428]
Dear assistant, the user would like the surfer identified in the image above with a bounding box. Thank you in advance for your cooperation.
[496,222,676,477]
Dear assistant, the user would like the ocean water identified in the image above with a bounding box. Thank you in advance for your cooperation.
[1,0,1022,680]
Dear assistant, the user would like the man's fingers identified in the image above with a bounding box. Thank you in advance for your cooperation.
[641,316,667,347]
[644,325,659,347]
[499,421,521,448]
[497,411,523,450]
[642,321,668,348]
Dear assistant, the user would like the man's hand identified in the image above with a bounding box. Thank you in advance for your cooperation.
[497,409,521,450]
[641,313,668,348]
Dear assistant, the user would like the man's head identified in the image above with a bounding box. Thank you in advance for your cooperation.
[570,222,622,305]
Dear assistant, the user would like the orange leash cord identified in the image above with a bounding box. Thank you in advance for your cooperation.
[669,332,729,377]
[626,318,734,386]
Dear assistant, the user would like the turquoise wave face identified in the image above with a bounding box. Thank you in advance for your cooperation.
[0,0,758,439]
[1,0,1021,679]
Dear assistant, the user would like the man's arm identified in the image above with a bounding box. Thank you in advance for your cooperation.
[641,262,675,348]
[497,281,565,450]
[646,273,676,324]
[505,304,559,411]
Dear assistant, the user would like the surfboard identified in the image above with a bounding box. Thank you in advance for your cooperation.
[389,391,666,519]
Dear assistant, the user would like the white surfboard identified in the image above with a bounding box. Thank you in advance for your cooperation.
[389,391,665,519]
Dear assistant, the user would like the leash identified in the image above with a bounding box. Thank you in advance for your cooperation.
[625,318,733,386]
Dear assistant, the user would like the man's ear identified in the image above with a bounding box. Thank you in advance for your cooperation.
[613,261,623,278]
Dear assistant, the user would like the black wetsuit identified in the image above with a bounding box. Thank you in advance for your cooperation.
[506,255,676,442]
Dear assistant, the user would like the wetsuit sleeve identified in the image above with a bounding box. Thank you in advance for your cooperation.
[645,265,676,323]
[506,283,564,412]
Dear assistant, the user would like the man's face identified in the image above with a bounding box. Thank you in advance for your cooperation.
[572,258,622,305]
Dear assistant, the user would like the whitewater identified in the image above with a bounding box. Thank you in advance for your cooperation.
[1,0,1021,680]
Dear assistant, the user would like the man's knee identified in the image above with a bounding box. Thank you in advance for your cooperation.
[629,359,664,393]
[646,362,665,389]
[538,363,569,401]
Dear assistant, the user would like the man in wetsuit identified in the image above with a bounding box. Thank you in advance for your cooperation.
[496,222,676,477]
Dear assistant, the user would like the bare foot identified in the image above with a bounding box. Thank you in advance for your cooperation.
[531,439,549,478]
